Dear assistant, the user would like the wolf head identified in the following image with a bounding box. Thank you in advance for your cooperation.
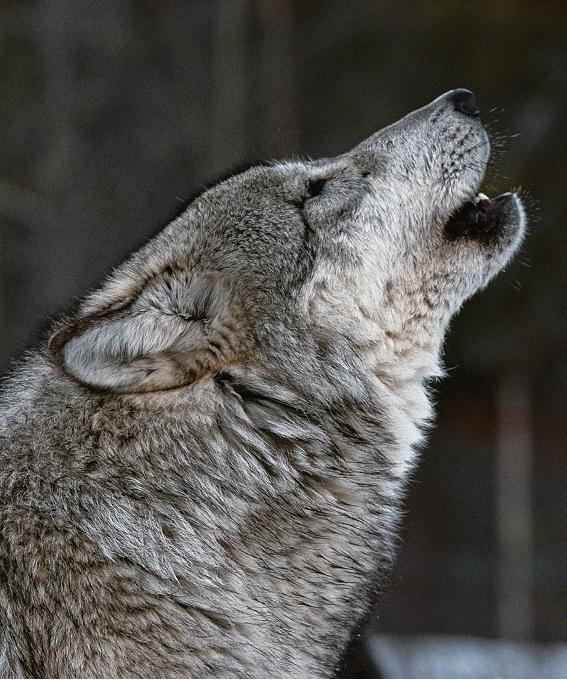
[49,89,526,394]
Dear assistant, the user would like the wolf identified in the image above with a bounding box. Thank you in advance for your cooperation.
[0,89,525,678]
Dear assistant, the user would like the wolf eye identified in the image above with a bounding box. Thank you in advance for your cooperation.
[306,178,326,198]
[291,178,328,212]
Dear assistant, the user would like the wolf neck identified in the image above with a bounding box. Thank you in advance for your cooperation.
[310,277,452,381]
[372,303,450,383]
[309,282,454,461]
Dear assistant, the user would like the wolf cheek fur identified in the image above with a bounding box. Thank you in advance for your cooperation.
[0,90,525,678]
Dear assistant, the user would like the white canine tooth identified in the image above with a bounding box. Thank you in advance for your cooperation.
[474,192,489,203]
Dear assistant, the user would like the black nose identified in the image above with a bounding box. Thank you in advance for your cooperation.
[448,88,481,117]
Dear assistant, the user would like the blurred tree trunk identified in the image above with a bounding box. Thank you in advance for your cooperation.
[496,373,533,639]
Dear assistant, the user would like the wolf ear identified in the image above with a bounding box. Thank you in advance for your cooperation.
[48,276,240,393]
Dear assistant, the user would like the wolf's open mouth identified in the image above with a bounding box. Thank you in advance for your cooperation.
[444,192,514,242]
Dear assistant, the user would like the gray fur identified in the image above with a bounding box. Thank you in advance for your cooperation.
[0,91,525,678]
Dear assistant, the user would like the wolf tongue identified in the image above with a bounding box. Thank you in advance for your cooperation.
[473,192,493,210]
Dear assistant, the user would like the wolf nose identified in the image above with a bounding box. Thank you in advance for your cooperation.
[448,88,481,117]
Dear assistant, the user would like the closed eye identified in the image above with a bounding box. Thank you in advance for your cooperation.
[290,177,328,211]
[306,178,326,198]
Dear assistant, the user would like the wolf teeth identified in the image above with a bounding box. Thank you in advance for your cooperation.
[473,192,489,204]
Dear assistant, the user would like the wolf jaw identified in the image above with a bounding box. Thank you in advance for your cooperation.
[305,92,526,475]
[445,191,519,241]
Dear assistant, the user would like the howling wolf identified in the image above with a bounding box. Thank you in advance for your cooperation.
[0,89,525,678]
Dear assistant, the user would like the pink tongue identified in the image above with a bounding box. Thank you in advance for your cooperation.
[473,193,493,209]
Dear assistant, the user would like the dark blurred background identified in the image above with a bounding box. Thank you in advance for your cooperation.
[1,1,566,677]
